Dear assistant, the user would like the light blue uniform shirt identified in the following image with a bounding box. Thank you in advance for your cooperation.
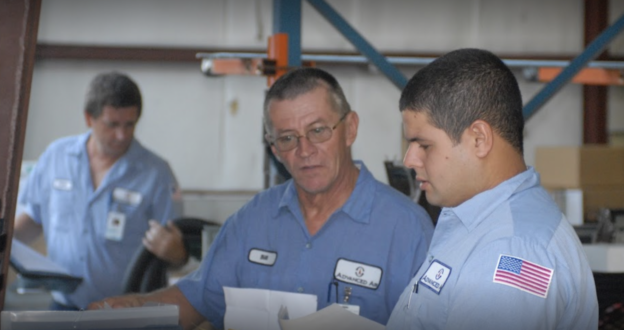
[19,131,180,309]
[387,167,598,330]
[176,162,433,328]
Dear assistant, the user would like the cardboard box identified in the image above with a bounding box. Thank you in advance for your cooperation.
[536,145,624,189]
[584,186,624,221]
[549,186,624,223]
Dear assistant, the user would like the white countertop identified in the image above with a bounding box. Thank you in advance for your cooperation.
[583,243,624,273]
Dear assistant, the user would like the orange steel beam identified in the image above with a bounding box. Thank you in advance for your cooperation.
[538,67,624,85]
[267,33,289,87]
[202,58,264,76]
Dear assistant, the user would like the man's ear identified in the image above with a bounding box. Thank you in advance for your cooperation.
[469,120,493,158]
[270,144,283,163]
[345,111,359,147]
[84,111,93,128]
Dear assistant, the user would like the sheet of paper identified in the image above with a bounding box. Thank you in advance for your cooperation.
[223,287,317,330]
[279,303,384,330]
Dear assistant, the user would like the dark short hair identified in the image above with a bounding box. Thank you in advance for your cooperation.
[263,67,351,133]
[400,48,524,154]
[84,72,142,118]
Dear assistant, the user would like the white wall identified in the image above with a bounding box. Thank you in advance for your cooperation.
[24,0,624,192]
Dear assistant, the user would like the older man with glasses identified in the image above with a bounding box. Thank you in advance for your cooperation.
[90,67,434,329]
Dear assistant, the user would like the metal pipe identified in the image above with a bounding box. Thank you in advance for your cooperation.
[305,0,408,89]
[522,11,624,120]
[197,52,624,69]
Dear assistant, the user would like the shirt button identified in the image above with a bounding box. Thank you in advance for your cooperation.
[297,287,304,293]
[305,243,311,249]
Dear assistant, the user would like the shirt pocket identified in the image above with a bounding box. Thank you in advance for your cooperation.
[48,188,78,231]
[239,254,283,289]
[340,285,387,322]
[412,285,449,328]
[106,201,149,243]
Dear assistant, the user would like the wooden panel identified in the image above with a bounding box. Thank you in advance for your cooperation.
[0,0,41,311]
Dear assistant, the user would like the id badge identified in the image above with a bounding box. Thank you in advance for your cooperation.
[105,211,126,241]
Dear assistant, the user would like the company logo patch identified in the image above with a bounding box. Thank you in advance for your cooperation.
[355,266,365,277]
[334,258,382,290]
[248,248,277,266]
[112,187,142,206]
[419,260,452,295]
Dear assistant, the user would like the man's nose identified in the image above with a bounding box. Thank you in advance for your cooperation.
[403,145,423,169]
[296,135,316,157]
[115,127,130,141]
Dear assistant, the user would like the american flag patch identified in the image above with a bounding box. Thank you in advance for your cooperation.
[493,255,553,298]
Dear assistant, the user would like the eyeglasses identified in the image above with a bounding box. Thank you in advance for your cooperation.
[268,112,350,152]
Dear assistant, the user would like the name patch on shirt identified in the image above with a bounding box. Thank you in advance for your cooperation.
[419,260,451,295]
[248,248,277,266]
[493,254,553,299]
[53,179,72,191]
[112,187,143,206]
[334,258,382,290]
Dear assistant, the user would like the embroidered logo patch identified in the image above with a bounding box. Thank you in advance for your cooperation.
[334,258,382,290]
[248,248,277,266]
[113,187,143,206]
[493,254,553,298]
[419,260,451,294]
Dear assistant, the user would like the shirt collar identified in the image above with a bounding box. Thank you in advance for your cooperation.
[447,167,538,231]
[275,160,376,224]
[65,130,143,169]
[66,131,91,156]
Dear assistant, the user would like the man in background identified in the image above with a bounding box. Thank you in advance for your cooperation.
[14,72,188,310]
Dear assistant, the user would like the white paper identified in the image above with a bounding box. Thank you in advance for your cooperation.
[279,303,384,330]
[223,287,317,330]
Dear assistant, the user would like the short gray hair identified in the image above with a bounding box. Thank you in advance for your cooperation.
[263,67,351,134]
[85,72,142,118]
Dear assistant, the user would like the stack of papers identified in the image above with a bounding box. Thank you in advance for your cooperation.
[223,287,384,330]
[223,287,317,330]
[279,304,384,330]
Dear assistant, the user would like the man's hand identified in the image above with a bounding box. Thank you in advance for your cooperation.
[87,294,145,310]
[13,213,43,244]
[143,220,188,267]
[88,287,207,330]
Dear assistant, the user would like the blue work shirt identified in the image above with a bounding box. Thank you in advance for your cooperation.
[176,162,433,328]
[386,167,598,330]
[19,131,180,309]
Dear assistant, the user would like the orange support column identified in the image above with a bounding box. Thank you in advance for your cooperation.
[267,33,289,87]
